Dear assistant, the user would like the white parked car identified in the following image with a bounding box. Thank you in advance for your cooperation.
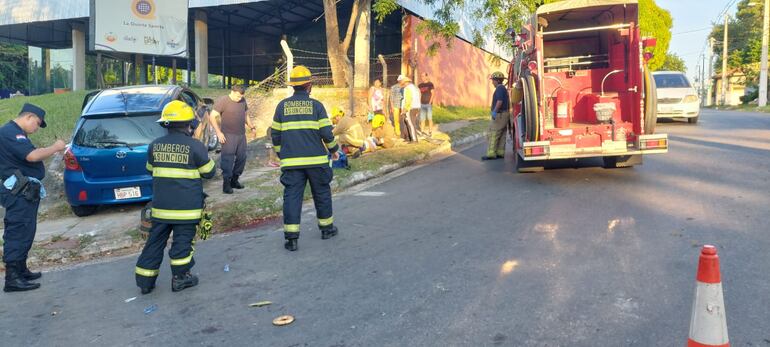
[653,71,700,124]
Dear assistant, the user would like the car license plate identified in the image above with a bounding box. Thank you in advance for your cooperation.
[660,106,674,113]
[114,187,141,200]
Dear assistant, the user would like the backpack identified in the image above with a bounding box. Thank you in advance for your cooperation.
[331,151,350,170]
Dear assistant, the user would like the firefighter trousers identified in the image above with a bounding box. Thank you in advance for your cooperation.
[487,111,511,157]
[280,167,334,239]
[135,222,196,288]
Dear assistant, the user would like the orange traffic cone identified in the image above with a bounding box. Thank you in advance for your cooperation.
[687,245,729,347]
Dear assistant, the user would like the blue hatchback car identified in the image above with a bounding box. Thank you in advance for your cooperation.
[64,85,216,217]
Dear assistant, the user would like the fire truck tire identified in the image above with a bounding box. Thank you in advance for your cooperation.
[643,66,658,134]
[516,153,545,173]
[602,155,642,169]
[522,76,540,141]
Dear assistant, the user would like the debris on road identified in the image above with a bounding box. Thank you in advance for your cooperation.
[124,297,137,303]
[144,304,158,315]
[249,301,272,307]
[272,315,294,326]
[51,311,58,317]
[224,264,230,272]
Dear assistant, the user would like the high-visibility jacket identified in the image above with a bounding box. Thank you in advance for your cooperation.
[333,115,365,148]
[146,131,216,224]
[271,90,339,169]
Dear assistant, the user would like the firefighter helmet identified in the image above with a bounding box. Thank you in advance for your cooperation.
[330,106,344,120]
[490,71,506,80]
[287,65,313,86]
[372,114,386,129]
[158,100,195,124]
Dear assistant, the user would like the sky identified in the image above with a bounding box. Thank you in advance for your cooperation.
[657,0,740,83]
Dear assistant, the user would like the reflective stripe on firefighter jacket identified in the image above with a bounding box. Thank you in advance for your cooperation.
[270,90,339,169]
[146,131,216,224]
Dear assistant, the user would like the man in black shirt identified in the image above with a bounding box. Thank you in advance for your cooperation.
[0,103,66,292]
[210,85,256,193]
[483,71,511,161]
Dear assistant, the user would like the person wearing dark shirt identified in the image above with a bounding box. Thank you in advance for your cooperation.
[418,73,435,136]
[0,103,66,292]
[483,71,511,161]
[209,85,256,194]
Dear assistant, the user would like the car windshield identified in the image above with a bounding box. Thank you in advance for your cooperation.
[654,74,691,88]
[87,88,170,113]
[73,115,167,148]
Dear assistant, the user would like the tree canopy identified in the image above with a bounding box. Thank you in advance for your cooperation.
[659,53,687,72]
[709,0,762,83]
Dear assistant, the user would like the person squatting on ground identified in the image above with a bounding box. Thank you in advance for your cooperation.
[209,84,256,194]
[370,114,400,149]
[134,101,216,294]
[0,103,65,292]
[331,107,376,158]
[271,65,340,252]
[418,73,435,137]
[482,71,512,161]
[398,75,420,143]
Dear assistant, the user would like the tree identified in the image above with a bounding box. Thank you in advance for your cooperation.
[0,43,28,91]
[323,0,367,87]
[659,53,687,72]
[709,0,763,85]
[639,0,672,70]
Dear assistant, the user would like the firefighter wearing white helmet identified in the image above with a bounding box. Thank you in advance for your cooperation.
[271,65,340,251]
[134,100,216,294]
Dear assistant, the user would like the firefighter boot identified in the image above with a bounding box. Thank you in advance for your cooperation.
[284,238,298,251]
[4,261,41,292]
[19,260,42,281]
[231,175,245,189]
[140,286,155,295]
[171,272,199,292]
[321,225,338,240]
[223,177,234,194]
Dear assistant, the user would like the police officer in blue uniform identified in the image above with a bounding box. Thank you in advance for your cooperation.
[1,103,66,292]
[271,66,340,251]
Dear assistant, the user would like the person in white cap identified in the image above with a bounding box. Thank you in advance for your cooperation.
[397,75,420,143]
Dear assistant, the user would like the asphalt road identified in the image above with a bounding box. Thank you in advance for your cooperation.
[1,109,769,346]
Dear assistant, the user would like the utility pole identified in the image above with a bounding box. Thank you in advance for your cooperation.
[759,0,769,106]
[721,15,729,106]
[707,37,716,106]
[701,55,706,104]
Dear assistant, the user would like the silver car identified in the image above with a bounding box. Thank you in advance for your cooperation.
[653,71,700,124]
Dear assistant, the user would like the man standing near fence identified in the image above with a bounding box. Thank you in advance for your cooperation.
[210,85,256,194]
[398,75,420,143]
[418,73,435,137]
[389,81,403,137]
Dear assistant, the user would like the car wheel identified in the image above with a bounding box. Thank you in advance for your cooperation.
[688,116,699,124]
[71,205,98,217]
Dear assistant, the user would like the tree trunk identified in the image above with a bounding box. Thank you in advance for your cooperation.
[323,0,348,87]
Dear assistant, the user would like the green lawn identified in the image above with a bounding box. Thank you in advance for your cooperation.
[432,106,488,124]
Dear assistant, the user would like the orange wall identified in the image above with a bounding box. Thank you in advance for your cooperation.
[403,15,509,108]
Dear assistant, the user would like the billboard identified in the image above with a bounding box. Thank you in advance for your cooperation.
[90,0,189,57]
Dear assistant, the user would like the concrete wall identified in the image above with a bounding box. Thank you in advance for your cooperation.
[403,15,508,108]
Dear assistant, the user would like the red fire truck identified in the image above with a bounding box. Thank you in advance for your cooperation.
[508,0,667,172]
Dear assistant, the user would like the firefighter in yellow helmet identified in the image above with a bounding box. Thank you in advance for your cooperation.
[134,100,216,294]
[271,65,339,251]
[371,113,398,149]
[483,71,511,160]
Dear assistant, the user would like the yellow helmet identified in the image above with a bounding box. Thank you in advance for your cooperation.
[490,71,506,80]
[330,106,344,119]
[287,65,312,86]
[372,114,386,129]
[158,100,195,124]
